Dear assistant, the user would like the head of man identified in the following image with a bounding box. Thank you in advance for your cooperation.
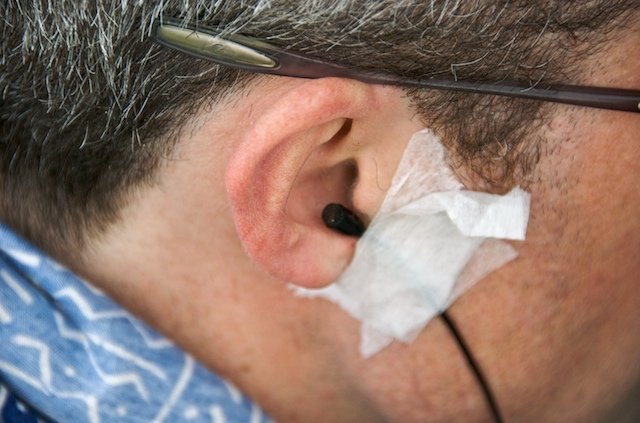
[1,1,639,422]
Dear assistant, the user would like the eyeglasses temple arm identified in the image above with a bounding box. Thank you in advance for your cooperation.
[393,79,640,114]
[151,21,640,114]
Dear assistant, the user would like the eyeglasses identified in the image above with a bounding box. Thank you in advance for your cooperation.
[151,19,640,114]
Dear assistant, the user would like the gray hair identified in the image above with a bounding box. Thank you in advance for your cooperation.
[1,0,636,258]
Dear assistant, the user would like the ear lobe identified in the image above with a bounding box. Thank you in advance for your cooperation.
[225,77,422,288]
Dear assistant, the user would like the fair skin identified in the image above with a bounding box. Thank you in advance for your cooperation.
[78,27,639,423]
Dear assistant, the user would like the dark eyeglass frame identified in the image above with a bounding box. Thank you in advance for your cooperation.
[151,19,640,114]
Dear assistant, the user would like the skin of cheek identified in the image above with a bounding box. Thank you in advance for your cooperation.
[443,107,640,422]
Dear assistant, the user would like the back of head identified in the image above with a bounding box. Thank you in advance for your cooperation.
[1,0,636,260]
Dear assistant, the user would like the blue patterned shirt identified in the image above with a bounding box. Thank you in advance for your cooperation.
[0,223,272,423]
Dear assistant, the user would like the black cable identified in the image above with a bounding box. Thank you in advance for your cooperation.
[441,310,504,423]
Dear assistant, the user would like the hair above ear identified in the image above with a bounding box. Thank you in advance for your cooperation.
[225,77,424,288]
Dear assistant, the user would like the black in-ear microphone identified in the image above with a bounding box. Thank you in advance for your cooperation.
[322,204,366,237]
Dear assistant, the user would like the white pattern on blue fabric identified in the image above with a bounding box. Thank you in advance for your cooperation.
[0,223,273,423]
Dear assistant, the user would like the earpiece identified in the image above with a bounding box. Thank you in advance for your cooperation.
[322,203,366,237]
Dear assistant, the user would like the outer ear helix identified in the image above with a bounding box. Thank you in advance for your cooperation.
[224,78,376,288]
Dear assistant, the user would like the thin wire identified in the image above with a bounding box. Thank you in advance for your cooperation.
[441,310,504,423]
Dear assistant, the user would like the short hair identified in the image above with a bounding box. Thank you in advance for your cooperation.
[1,1,637,259]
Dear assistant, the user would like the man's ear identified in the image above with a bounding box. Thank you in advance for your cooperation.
[225,77,424,288]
